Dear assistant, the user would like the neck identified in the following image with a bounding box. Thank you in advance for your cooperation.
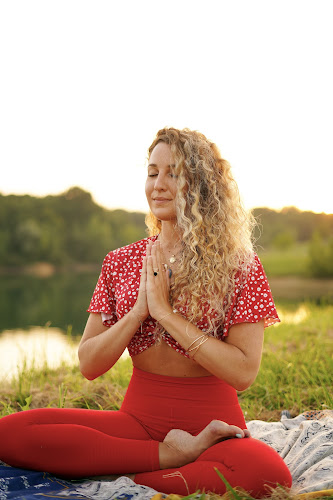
[159,221,182,252]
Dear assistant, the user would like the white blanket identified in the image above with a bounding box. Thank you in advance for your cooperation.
[247,410,333,494]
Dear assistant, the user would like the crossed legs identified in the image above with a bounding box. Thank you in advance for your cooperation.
[0,409,292,497]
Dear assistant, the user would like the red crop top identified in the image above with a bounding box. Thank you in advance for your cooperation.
[87,236,280,357]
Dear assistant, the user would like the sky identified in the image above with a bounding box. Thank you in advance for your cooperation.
[0,0,332,215]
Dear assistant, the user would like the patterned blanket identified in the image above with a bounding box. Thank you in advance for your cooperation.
[1,411,332,499]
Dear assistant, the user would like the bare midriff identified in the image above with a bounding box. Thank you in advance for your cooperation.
[132,339,212,378]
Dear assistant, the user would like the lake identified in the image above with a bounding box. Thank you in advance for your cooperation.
[0,272,332,380]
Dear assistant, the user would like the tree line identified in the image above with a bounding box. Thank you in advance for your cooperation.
[0,187,332,276]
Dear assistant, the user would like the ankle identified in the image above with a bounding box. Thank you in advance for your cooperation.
[159,442,185,469]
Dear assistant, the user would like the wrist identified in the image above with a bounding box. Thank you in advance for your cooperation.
[155,307,176,323]
[131,307,147,324]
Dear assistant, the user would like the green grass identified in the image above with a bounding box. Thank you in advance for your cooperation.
[1,303,332,421]
[239,302,333,421]
[257,244,309,277]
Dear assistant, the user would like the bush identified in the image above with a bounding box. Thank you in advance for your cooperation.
[308,232,333,277]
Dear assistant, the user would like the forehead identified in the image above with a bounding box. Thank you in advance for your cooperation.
[149,142,173,166]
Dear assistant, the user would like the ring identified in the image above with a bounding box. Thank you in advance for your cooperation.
[154,271,158,276]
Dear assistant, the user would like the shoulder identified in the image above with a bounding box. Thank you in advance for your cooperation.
[236,251,272,297]
[237,252,265,279]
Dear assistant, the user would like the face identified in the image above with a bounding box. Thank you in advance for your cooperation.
[145,142,178,222]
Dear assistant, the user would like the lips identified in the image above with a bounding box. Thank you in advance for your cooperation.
[153,198,171,202]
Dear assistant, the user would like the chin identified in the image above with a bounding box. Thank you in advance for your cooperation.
[150,209,177,222]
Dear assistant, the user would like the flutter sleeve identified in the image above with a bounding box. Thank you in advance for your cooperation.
[87,252,118,328]
[223,254,280,336]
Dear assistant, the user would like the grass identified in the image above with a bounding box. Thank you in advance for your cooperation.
[1,303,332,499]
[1,302,331,420]
[257,245,310,278]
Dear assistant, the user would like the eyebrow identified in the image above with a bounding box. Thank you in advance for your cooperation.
[147,163,176,168]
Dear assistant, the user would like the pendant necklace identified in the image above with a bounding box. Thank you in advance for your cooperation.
[159,239,179,264]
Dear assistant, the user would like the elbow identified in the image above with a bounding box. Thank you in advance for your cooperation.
[234,379,252,392]
[78,346,114,380]
[79,358,97,381]
[78,345,98,381]
[233,370,258,392]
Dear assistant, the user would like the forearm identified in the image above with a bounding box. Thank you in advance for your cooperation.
[78,309,141,380]
[159,310,260,390]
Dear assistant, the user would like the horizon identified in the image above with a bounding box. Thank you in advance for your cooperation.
[1,187,331,216]
[1,2,332,216]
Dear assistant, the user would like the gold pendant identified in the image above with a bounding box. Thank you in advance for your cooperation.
[169,255,176,264]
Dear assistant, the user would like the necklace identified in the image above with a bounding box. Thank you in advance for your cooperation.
[158,234,181,265]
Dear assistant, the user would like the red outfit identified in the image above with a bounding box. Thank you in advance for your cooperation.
[0,368,292,497]
[0,238,292,497]
[88,236,280,356]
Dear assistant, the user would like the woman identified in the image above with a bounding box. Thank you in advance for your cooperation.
[0,128,292,497]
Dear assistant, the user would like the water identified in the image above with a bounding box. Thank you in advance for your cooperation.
[0,272,332,380]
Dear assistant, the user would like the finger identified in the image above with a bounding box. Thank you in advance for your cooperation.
[156,244,169,284]
[151,247,160,280]
[140,256,147,278]
[146,255,154,281]
[146,242,151,258]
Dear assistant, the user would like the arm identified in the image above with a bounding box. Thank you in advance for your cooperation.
[78,309,141,380]
[147,239,264,390]
[158,313,264,391]
[78,256,149,380]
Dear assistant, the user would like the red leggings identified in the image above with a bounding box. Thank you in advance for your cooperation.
[0,367,292,497]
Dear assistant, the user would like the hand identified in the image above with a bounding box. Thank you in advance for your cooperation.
[132,252,149,322]
[146,239,172,320]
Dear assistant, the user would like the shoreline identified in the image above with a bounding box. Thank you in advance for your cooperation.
[0,262,100,278]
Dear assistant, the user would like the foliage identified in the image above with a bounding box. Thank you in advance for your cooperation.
[308,232,333,278]
[0,188,146,267]
[253,206,333,249]
[0,189,332,278]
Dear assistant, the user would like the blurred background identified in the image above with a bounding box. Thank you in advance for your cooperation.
[0,0,332,381]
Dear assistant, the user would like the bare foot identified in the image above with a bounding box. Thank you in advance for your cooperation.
[159,420,247,469]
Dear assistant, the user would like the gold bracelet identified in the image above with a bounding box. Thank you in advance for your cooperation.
[157,311,174,323]
[186,334,206,352]
[188,336,209,359]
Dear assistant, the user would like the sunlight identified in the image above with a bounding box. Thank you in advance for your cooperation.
[275,305,309,325]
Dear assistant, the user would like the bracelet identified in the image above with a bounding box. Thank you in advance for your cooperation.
[132,310,143,334]
[186,334,206,352]
[157,311,174,323]
[188,336,209,359]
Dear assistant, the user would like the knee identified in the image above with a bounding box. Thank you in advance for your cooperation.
[197,438,292,497]
[0,411,36,463]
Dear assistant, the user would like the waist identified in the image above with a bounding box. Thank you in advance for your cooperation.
[124,367,239,405]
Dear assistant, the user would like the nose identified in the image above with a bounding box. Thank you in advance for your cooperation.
[154,172,167,191]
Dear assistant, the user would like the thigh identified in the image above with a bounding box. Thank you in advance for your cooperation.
[1,407,152,440]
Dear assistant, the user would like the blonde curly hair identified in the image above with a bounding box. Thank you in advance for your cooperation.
[146,127,256,336]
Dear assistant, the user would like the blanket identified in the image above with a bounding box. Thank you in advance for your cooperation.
[1,411,332,499]
[247,410,333,495]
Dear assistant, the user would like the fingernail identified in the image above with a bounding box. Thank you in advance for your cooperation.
[235,434,242,438]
